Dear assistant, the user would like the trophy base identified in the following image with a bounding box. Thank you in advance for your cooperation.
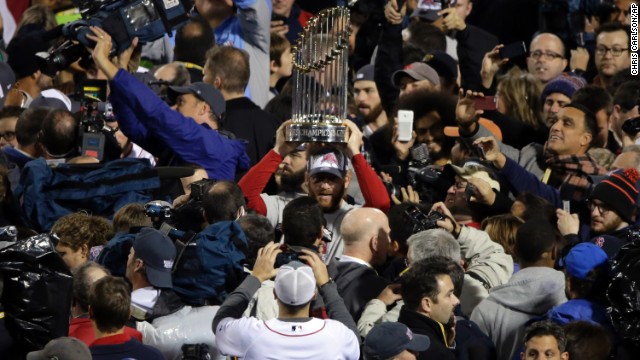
[286,123,348,143]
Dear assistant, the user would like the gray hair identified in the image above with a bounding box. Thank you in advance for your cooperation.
[407,229,461,263]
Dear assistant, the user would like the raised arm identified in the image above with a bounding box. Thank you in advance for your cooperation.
[344,120,391,213]
[299,249,362,345]
[475,136,562,207]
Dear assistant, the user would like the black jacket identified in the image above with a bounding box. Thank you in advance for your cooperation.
[222,97,281,166]
[398,307,456,360]
[330,260,389,322]
[456,25,499,91]
[454,308,497,360]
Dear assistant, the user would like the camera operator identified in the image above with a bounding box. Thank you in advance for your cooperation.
[89,28,250,181]
[39,108,79,161]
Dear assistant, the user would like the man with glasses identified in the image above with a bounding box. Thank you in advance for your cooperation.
[558,168,640,257]
[526,33,568,84]
[594,23,631,89]
[0,106,21,148]
[457,98,607,201]
[444,159,501,229]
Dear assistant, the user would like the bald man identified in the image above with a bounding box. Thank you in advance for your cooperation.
[526,33,568,84]
[329,208,391,322]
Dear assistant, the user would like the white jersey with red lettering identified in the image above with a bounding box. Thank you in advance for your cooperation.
[215,316,359,360]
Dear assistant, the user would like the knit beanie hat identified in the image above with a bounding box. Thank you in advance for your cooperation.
[589,168,639,223]
[540,73,586,103]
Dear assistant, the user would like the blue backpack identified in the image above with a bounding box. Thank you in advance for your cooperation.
[96,231,136,277]
[172,220,248,306]
[15,158,161,232]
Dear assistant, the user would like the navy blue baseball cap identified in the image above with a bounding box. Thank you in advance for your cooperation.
[364,322,430,357]
[168,82,226,119]
[133,228,176,288]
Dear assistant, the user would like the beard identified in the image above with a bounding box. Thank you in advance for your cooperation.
[315,191,344,212]
[279,168,306,192]
[361,103,384,124]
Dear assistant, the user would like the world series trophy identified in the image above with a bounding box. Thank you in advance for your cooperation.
[287,7,350,143]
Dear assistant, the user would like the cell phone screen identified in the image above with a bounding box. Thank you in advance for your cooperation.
[473,96,496,111]
[499,41,527,59]
[271,14,288,22]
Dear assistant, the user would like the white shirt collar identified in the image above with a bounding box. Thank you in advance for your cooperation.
[338,254,371,268]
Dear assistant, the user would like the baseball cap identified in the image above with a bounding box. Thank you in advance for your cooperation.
[30,89,73,111]
[307,150,348,179]
[274,261,316,306]
[450,159,501,191]
[27,337,91,360]
[168,82,226,119]
[364,322,430,358]
[443,118,503,141]
[392,62,440,88]
[559,242,609,279]
[423,51,458,80]
[355,64,374,82]
[591,234,625,259]
[133,227,176,289]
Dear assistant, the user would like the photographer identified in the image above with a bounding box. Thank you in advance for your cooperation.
[213,243,360,359]
[89,28,250,181]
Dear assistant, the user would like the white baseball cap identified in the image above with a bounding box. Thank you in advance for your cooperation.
[274,261,316,306]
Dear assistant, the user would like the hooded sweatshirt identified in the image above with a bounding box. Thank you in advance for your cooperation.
[470,267,567,360]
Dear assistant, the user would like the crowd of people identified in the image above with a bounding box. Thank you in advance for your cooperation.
[0,0,638,359]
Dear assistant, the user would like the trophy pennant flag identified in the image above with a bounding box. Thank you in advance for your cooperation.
[287,7,350,143]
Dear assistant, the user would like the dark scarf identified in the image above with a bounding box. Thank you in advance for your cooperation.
[544,152,608,200]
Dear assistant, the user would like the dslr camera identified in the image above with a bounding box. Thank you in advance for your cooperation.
[404,205,446,233]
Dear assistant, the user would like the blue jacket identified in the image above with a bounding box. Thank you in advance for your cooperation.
[499,157,593,240]
[109,69,250,180]
[547,298,610,327]
[213,0,271,108]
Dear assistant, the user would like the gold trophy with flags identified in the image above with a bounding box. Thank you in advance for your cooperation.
[287,7,350,142]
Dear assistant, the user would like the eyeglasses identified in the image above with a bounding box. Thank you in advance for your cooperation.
[529,50,564,60]
[588,200,612,215]
[595,46,629,57]
[0,131,15,141]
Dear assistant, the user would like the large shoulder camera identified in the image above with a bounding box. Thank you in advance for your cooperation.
[38,0,190,76]
[78,79,118,161]
[145,179,218,242]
